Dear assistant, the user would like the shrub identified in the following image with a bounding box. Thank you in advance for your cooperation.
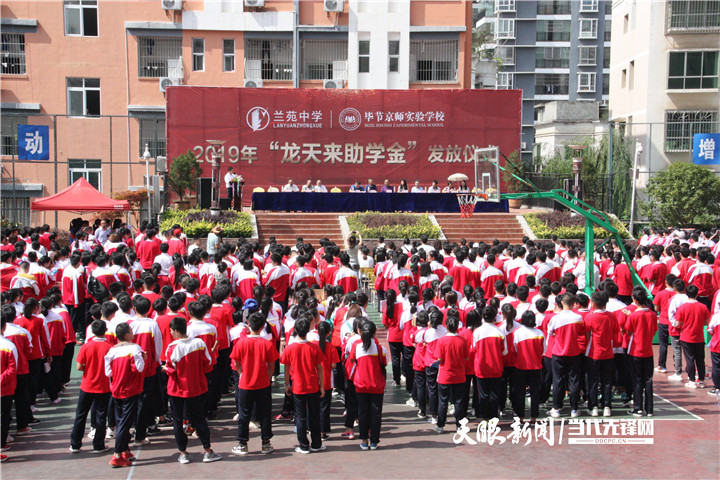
[166,150,202,202]
[346,212,441,239]
[525,211,629,239]
[160,209,253,238]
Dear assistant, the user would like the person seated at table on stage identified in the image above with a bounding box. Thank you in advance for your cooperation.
[365,178,378,193]
[380,179,394,193]
[301,180,314,192]
[282,179,299,192]
[397,179,409,193]
[350,180,364,193]
[314,180,327,193]
[457,180,471,193]
[442,181,456,193]
[411,180,425,193]
[428,180,442,193]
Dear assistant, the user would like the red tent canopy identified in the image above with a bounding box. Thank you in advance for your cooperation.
[31,177,130,213]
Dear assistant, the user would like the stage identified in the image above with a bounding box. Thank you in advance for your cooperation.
[251,192,509,213]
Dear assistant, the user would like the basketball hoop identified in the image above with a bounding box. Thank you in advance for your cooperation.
[457,193,479,218]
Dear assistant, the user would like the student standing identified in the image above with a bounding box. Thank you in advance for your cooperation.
[230,312,278,456]
[348,321,387,450]
[434,316,468,433]
[674,284,711,388]
[511,311,545,421]
[0,311,18,463]
[381,289,404,387]
[583,292,619,417]
[472,306,507,421]
[163,317,221,464]
[547,294,585,418]
[104,322,145,468]
[423,309,447,424]
[70,320,112,453]
[624,290,658,416]
[707,311,720,395]
[314,321,339,440]
[2,305,34,436]
[280,317,325,454]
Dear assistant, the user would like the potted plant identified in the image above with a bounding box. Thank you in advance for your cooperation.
[166,149,202,210]
[502,150,526,209]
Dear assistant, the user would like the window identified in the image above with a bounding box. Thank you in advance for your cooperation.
[300,39,347,80]
[622,68,627,88]
[66,78,100,116]
[1,197,30,227]
[667,0,720,33]
[537,20,571,41]
[246,39,293,80]
[192,38,204,72]
[668,51,719,89]
[358,40,370,73]
[410,37,459,83]
[580,0,598,11]
[139,118,166,158]
[495,0,515,12]
[580,19,598,38]
[497,72,513,89]
[623,14,629,33]
[497,19,515,38]
[665,110,719,151]
[606,1,613,14]
[223,39,235,72]
[536,47,570,68]
[604,19,612,41]
[137,37,182,78]
[69,159,102,191]
[629,60,635,89]
[578,72,596,92]
[537,0,570,15]
[602,73,609,95]
[579,46,597,66]
[603,46,611,68]
[388,40,400,72]
[1,34,26,75]
[496,46,514,66]
[1,115,26,156]
[64,0,98,36]
[535,73,569,95]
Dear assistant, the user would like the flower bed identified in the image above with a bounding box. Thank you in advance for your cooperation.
[346,212,441,239]
[160,209,253,238]
[524,211,630,240]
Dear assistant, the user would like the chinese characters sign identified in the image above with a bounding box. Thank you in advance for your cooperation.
[693,134,720,165]
[17,125,49,161]
[166,88,522,205]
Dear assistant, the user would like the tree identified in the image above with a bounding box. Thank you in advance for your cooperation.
[166,150,202,202]
[502,150,528,193]
[641,162,720,227]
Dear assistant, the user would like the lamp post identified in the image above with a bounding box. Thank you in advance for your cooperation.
[568,145,587,201]
[206,139,225,216]
[142,143,152,223]
[628,140,643,235]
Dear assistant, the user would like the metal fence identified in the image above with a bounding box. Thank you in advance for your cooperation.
[0,112,165,229]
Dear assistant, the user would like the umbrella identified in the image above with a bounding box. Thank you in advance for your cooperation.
[448,173,468,182]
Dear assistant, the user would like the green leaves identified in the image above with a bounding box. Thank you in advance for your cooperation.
[167,149,202,202]
[346,212,441,239]
[160,209,253,238]
[641,162,720,227]
[524,213,629,239]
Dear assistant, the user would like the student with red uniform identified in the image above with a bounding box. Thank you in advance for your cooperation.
[707,310,720,395]
[624,289,658,416]
[281,316,325,454]
[0,312,18,463]
[40,297,66,404]
[653,274,677,374]
[313,321,339,439]
[434,316,468,433]
[674,284,711,388]
[472,306,507,421]
[348,321,387,450]
[547,294,585,418]
[381,288,404,387]
[70,320,113,453]
[104,322,145,468]
[135,229,161,271]
[15,298,51,411]
[423,309,447,424]
[263,253,291,311]
[334,253,359,294]
[611,254,633,304]
[62,254,86,340]
[164,317,221,464]
[412,311,430,418]
[2,305,34,435]
[508,310,544,421]
[230,311,278,456]
[583,292,619,417]
[399,292,420,403]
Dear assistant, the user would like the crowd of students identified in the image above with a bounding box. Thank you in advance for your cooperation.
[0,221,718,467]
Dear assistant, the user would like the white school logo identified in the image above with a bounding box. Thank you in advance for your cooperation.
[246,107,270,132]
[339,108,362,131]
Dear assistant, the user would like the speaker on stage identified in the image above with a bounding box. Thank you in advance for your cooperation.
[197,178,212,209]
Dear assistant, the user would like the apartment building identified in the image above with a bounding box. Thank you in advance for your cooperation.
[0,0,473,226]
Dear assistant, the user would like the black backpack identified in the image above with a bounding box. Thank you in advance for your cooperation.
[88,275,109,302]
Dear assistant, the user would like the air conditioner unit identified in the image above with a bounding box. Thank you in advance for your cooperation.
[159,77,181,93]
[161,0,182,10]
[323,79,344,89]
[244,79,263,88]
[324,0,344,12]
[245,0,265,6]
[156,156,167,173]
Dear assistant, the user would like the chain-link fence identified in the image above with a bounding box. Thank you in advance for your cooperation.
[1,112,166,229]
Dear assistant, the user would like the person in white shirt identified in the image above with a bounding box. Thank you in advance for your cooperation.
[314,180,327,192]
[301,179,314,192]
[281,179,299,192]
[225,167,238,199]
[94,219,110,246]
[410,180,425,193]
[427,180,442,193]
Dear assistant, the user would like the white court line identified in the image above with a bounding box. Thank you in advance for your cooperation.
[126,446,142,480]
[653,393,704,421]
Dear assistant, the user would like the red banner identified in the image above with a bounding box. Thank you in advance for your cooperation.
[166,87,521,205]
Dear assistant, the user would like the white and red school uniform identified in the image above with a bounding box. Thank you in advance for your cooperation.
[387,265,413,295]
[472,323,506,378]
[28,263,53,298]
[263,264,291,303]
[4,322,31,376]
[0,335,18,396]
[209,304,233,353]
[91,265,119,293]
[10,273,40,301]
[708,312,720,355]
[127,317,162,377]
[231,266,259,300]
[689,263,715,299]
[512,325,544,371]
[292,266,319,289]
[583,310,618,360]
[547,310,585,357]
[418,274,439,293]
[104,342,145,399]
[43,309,67,357]
[348,338,387,394]
[334,266,359,293]
[429,260,448,282]
[437,334,468,385]
[109,264,132,294]
[62,265,86,307]
[624,308,658,358]
[187,319,218,365]
[165,337,213,398]
[449,263,475,293]
[77,337,113,394]
[480,266,504,301]
[0,262,19,292]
